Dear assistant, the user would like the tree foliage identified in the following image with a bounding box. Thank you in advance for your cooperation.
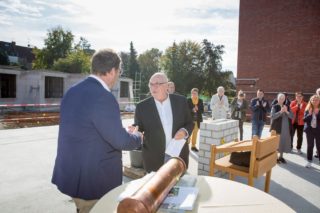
[52,49,91,73]
[160,39,234,96]
[33,26,74,69]
[120,52,130,77]
[0,49,10,65]
[138,48,162,95]
[161,40,204,95]
[128,42,140,80]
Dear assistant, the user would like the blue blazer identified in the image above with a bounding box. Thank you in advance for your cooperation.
[52,77,141,200]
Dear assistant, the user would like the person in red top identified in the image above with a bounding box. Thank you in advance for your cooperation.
[290,92,307,154]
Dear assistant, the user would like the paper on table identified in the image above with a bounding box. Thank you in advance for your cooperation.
[165,138,186,157]
[161,186,199,211]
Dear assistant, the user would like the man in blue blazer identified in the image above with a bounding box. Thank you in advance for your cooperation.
[134,73,194,172]
[52,49,142,213]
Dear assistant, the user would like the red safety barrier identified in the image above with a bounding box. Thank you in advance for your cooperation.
[0,103,60,108]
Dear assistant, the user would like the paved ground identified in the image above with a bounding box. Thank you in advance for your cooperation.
[0,119,319,213]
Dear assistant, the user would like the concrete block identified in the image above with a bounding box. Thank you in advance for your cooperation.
[205,138,220,145]
[200,130,211,137]
[199,136,206,143]
[199,143,210,151]
[204,151,212,158]
[199,122,206,129]
[203,165,210,172]
[212,131,223,139]
[198,164,204,170]
[198,170,208,176]
[199,157,210,165]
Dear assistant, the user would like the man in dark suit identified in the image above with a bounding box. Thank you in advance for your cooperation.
[134,72,194,173]
[52,49,142,213]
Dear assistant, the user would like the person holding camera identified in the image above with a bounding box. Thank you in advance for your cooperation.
[231,90,248,141]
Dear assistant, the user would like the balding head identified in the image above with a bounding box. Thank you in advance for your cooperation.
[148,72,169,102]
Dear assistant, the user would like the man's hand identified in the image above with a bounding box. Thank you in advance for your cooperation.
[263,102,267,107]
[174,129,187,140]
[128,125,143,140]
[127,125,137,134]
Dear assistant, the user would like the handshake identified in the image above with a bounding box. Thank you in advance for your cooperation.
[127,125,144,140]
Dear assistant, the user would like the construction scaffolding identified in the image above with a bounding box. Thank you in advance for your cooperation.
[133,72,141,104]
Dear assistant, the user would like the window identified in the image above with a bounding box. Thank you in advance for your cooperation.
[0,73,16,98]
[120,81,129,98]
[45,76,63,98]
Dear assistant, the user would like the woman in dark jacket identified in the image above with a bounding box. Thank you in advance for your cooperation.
[187,88,204,152]
[230,90,248,141]
[304,94,320,168]
[270,93,293,164]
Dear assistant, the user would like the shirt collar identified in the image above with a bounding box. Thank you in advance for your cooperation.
[89,74,110,92]
[154,95,170,106]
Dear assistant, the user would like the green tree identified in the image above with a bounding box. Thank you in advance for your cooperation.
[161,40,203,95]
[52,49,91,73]
[75,37,94,55]
[33,26,74,69]
[0,49,10,65]
[128,42,140,80]
[201,39,225,96]
[138,48,162,95]
[120,52,130,77]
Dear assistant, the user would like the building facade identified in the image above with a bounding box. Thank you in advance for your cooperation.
[237,0,320,101]
[0,67,134,111]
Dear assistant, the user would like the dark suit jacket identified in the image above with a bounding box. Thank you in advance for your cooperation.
[52,77,141,200]
[134,94,194,172]
[250,98,270,122]
[303,110,320,135]
[187,98,204,127]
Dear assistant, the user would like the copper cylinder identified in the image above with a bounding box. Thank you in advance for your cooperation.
[117,157,186,213]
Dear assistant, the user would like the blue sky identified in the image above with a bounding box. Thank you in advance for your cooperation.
[0,0,240,75]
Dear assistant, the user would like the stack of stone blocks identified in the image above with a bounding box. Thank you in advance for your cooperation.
[198,119,239,176]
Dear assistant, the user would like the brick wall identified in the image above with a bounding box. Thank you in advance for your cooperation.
[237,0,320,102]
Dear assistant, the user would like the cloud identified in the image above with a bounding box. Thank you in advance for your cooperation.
[0,0,42,17]
[1,0,240,74]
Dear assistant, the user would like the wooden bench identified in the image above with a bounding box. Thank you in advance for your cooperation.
[209,130,279,193]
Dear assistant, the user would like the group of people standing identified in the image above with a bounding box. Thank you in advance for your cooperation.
[50,48,320,213]
[230,88,320,168]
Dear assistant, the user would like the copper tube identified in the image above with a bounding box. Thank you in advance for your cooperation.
[117,157,186,213]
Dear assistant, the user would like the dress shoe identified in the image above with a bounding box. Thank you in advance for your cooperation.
[279,157,287,164]
[191,147,199,152]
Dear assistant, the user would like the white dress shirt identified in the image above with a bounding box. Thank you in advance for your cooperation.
[154,96,173,148]
[89,74,110,92]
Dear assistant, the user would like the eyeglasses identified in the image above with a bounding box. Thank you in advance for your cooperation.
[148,82,167,88]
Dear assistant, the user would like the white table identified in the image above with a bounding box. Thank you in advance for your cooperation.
[91,176,294,213]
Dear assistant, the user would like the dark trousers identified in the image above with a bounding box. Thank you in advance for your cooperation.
[306,129,320,162]
[239,120,244,141]
[291,123,304,150]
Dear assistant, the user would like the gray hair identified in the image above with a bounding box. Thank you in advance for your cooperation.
[150,72,168,82]
[91,49,121,75]
[217,86,225,93]
[277,93,285,101]
[316,88,320,96]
